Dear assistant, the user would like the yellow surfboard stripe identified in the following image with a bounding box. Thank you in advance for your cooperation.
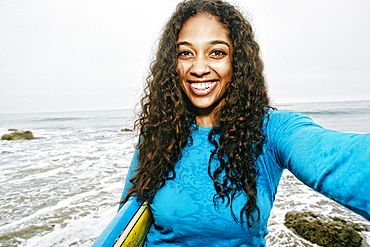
[114,201,152,247]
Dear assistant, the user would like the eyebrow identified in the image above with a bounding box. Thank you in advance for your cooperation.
[177,40,230,49]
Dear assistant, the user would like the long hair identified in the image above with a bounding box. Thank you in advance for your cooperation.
[124,0,270,227]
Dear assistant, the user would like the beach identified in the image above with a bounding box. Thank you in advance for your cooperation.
[0,100,369,246]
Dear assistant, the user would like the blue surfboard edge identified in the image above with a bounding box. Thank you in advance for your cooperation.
[92,196,143,247]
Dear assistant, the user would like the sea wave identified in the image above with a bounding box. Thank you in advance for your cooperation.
[298,109,368,116]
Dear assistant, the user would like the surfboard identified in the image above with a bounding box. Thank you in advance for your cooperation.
[92,196,152,247]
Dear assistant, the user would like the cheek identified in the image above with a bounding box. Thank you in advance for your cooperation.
[176,60,187,79]
[176,61,181,74]
[176,62,187,92]
[214,61,232,80]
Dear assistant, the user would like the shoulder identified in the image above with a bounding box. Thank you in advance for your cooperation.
[262,109,323,145]
[264,109,320,132]
[264,109,312,125]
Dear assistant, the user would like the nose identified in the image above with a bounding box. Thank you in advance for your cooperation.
[190,55,210,77]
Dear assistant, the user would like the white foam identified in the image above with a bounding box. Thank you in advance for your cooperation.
[20,205,117,247]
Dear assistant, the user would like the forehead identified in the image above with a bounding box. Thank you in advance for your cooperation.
[178,14,230,43]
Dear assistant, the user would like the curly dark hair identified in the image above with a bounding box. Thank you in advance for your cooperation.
[123,0,271,227]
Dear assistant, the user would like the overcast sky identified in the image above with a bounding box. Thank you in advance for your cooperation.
[1,0,369,114]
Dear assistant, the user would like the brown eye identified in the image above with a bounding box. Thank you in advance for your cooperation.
[210,50,227,57]
[179,51,192,57]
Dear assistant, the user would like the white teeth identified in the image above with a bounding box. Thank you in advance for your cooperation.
[190,82,216,90]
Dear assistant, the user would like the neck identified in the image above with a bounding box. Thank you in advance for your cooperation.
[196,115,217,128]
[195,105,220,128]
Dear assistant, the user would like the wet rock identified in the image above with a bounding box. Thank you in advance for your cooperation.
[284,211,365,247]
[120,128,132,132]
[1,131,36,140]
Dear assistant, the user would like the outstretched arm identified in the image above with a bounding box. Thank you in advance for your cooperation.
[266,110,370,220]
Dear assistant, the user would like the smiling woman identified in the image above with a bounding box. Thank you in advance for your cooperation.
[112,0,370,246]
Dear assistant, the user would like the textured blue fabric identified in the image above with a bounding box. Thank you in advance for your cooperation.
[119,110,370,246]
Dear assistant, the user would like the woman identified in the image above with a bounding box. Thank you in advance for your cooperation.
[119,0,370,246]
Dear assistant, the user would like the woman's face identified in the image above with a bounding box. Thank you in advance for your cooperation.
[177,14,232,116]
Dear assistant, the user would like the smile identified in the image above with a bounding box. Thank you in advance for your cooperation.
[187,80,218,96]
[190,82,216,90]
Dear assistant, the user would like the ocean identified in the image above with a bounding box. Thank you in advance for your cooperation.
[0,100,369,247]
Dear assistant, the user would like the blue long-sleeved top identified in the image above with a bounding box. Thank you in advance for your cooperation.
[119,110,370,246]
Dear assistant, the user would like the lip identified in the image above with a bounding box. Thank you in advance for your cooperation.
[187,80,218,96]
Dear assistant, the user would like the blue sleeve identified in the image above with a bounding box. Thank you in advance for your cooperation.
[266,110,370,220]
[118,147,140,211]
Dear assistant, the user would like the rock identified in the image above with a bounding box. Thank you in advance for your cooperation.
[8,129,18,131]
[1,131,36,140]
[331,216,370,232]
[120,128,132,132]
[284,211,364,247]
